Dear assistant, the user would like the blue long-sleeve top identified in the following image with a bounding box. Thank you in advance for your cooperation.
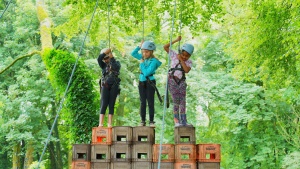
[97,53,121,84]
[131,46,162,82]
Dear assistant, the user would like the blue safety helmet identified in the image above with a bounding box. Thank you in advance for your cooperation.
[182,43,194,55]
[141,41,156,51]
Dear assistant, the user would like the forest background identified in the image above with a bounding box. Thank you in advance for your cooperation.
[0,0,299,168]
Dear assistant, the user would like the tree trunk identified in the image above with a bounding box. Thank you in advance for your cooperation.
[54,122,63,169]
[51,101,63,169]
[12,144,21,169]
[23,142,34,169]
[36,0,53,50]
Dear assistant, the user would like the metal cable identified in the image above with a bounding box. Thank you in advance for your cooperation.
[37,0,100,168]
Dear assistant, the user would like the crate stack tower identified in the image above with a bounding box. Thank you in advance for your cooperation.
[71,126,221,169]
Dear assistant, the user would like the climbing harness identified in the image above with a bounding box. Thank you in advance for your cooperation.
[101,65,121,91]
[169,63,186,85]
[146,76,163,104]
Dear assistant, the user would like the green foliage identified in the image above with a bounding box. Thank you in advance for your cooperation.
[282,151,300,169]
[0,55,59,168]
[196,37,294,168]
[1,0,300,168]
[55,0,224,48]
[224,0,300,90]
[42,49,99,143]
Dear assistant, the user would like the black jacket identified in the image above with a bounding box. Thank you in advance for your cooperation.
[97,53,121,85]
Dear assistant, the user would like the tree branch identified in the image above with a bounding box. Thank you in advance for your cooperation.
[0,51,41,75]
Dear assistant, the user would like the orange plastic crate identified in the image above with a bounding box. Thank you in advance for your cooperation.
[153,144,175,162]
[175,144,196,162]
[153,162,174,169]
[196,144,221,162]
[174,162,197,169]
[92,127,112,145]
[71,161,90,169]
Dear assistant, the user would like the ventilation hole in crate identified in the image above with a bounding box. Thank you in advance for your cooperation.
[117,135,127,141]
[206,153,216,159]
[96,153,106,159]
[97,137,106,142]
[138,136,148,141]
[180,136,190,142]
[77,153,86,159]
[160,154,169,160]
[116,153,126,159]
[181,154,190,160]
[138,153,148,159]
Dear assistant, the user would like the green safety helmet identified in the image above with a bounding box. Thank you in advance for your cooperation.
[141,41,156,51]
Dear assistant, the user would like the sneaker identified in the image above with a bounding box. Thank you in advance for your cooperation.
[175,123,182,127]
[182,123,193,127]
[107,124,112,128]
[139,121,146,126]
[149,122,155,127]
[98,124,103,127]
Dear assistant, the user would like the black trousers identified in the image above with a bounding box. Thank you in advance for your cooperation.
[138,80,156,122]
[100,83,119,115]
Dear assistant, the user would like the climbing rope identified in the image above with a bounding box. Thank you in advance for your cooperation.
[107,0,111,48]
[157,0,178,168]
[0,0,13,19]
[178,0,183,53]
[142,0,145,40]
[37,0,100,168]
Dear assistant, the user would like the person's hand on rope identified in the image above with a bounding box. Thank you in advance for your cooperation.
[175,36,182,42]
[139,40,144,48]
[104,48,112,55]
[177,53,184,63]
[103,48,113,61]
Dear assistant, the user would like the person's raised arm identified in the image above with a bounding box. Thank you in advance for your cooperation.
[131,40,144,60]
[163,36,181,53]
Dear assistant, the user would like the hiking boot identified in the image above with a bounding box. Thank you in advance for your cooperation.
[180,114,193,127]
[139,121,146,126]
[149,122,155,127]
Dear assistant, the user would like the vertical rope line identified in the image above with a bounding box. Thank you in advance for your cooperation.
[158,0,177,168]
[37,0,99,168]
[107,0,111,48]
[142,0,145,40]
[178,0,183,53]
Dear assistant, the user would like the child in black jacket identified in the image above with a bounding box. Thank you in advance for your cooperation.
[97,48,121,127]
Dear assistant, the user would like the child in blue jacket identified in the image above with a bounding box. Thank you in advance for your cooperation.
[131,41,162,127]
